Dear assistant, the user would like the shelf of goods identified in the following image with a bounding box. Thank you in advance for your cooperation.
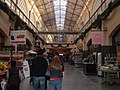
[103,59,118,79]
[0,62,8,75]
[74,52,83,68]
[0,51,24,90]
[0,51,24,69]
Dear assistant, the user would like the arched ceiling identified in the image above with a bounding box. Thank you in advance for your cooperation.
[33,0,89,44]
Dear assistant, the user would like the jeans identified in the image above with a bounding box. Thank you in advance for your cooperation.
[49,80,61,90]
[10,84,20,90]
[33,76,45,90]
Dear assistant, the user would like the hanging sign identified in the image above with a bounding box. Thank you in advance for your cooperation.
[91,31,104,44]
[10,30,26,44]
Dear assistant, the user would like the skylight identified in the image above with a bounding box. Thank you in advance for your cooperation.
[53,0,67,31]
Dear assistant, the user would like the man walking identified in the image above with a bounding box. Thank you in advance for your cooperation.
[31,48,48,90]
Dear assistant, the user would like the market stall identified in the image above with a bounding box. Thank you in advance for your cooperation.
[98,66,119,85]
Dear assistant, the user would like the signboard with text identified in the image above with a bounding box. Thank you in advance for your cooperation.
[92,31,104,44]
[10,30,26,44]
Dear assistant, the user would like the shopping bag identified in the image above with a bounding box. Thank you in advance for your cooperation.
[0,79,7,90]
[6,79,10,90]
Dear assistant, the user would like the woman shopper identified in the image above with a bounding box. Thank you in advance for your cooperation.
[49,53,63,90]
[6,60,22,90]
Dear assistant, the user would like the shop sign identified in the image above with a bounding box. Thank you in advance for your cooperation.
[10,30,26,44]
[91,31,104,44]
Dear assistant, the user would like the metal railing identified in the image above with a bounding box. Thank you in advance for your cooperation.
[1,0,38,33]
[80,0,115,32]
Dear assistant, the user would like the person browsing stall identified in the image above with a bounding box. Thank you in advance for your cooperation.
[6,60,22,90]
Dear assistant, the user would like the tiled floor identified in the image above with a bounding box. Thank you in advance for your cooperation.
[20,63,120,90]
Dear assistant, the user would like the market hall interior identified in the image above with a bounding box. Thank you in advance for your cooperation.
[0,0,120,90]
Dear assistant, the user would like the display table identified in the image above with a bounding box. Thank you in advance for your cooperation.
[98,66,119,85]
[83,63,97,75]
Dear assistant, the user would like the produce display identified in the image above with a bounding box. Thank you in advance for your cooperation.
[0,51,23,76]
[0,62,9,75]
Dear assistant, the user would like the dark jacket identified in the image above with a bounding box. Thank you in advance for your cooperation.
[8,67,21,85]
[31,56,48,77]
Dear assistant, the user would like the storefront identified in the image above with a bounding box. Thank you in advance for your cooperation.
[0,28,5,51]
[109,24,120,65]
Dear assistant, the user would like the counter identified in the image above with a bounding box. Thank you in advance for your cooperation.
[83,63,97,75]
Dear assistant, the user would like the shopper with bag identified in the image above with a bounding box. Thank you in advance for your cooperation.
[6,60,22,90]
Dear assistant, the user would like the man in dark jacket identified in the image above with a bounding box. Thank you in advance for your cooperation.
[31,48,48,90]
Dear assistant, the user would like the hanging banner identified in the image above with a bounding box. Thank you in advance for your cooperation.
[91,31,104,44]
[10,30,26,44]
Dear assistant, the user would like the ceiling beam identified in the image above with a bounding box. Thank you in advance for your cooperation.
[36,0,53,8]
[65,10,80,17]
[67,0,83,8]
[64,0,79,29]
[38,31,79,34]
[46,42,73,45]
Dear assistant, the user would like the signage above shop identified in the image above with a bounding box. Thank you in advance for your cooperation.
[91,31,104,44]
[10,30,26,44]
